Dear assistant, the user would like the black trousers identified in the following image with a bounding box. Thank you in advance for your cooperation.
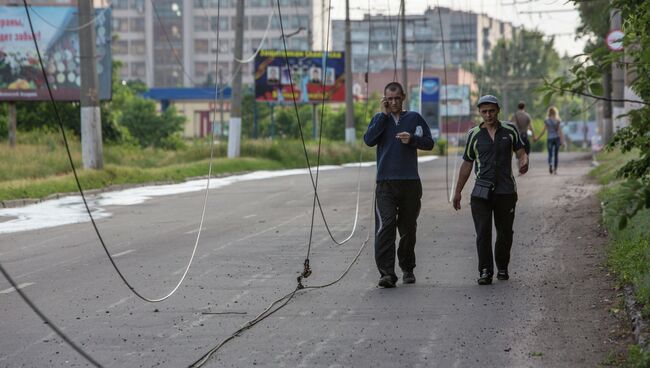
[374,180,422,280]
[470,193,518,274]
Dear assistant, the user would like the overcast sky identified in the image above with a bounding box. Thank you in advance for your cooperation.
[329,0,585,57]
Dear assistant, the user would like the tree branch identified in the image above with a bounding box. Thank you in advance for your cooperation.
[547,85,649,105]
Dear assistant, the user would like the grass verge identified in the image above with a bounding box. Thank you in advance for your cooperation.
[0,132,388,202]
[592,149,650,367]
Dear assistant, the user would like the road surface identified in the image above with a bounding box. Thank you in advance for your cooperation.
[0,152,629,367]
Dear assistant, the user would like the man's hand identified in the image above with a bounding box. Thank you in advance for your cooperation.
[518,154,529,175]
[380,96,390,116]
[396,132,411,144]
[453,192,462,210]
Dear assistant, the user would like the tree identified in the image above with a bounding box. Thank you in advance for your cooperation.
[546,0,650,228]
[470,29,562,119]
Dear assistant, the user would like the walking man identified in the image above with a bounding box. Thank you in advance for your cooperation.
[364,82,434,288]
[511,101,534,155]
[452,95,528,285]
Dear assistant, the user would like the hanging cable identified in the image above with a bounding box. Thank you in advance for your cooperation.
[150,0,202,86]
[190,191,375,368]
[190,4,377,364]
[385,0,399,81]
[20,0,210,303]
[436,3,451,201]
[448,0,475,201]
[26,2,113,33]
[0,261,102,367]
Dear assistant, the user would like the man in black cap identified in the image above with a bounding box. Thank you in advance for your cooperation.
[364,81,434,288]
[452,95,529,285]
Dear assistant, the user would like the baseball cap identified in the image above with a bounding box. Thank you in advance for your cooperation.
[477,95,500,108]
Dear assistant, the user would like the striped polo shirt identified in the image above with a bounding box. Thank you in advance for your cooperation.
[462,121,524,194]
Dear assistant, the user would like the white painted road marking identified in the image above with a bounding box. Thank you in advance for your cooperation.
[111,249,135,258]
[0,282,34,294]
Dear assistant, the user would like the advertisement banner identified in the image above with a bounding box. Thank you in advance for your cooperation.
[254,50,345,103]
[420,77,440,103]
[420,76,440,136]
[0,6,112,101]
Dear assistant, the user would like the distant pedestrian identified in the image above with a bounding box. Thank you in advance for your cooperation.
[511,101,534,155]
[364,82,434,288]
[534,106,565,175]
[452,95,528,285]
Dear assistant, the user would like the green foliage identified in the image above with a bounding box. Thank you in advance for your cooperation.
[600,182,650,318]
[0,135,375,201]
[119,98,185,148]
[470,29,564,119]
[241,91,381,142]
[625,345,650,368]
[0,103,7,139]
[547,1,650,230]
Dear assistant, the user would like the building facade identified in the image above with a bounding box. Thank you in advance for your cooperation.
[110,0,328,88]
[332,6,514,73]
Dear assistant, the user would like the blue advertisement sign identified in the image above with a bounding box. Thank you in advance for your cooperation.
[0,6,112,101]
[420,77,440,103]
[255,50,345,103]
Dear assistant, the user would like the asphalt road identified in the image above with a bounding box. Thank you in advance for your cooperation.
[0,152,622,367]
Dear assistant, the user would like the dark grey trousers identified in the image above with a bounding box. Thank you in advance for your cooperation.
[374,180,422,281]
[470,193,518,274]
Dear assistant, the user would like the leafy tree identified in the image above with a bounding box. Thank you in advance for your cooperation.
[102,61,185,148]
[119,98,185,148]
[470,29,563,119]
[547,0,650,228]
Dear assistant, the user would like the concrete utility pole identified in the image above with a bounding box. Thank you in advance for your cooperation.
[610,8,624,135]
[78,0,103,169]
[344,0,355,144]
[400,0,408,105]
[218,68,225,138]
[8,102,16,148]
[228,0,244,158]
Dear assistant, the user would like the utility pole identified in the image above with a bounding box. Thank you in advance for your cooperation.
[78,0,103,169]
[228,0,244,158]
[8,102,16,148]
[218,68,225,138]
[344,0,355,144]
[501,43,509,118]
[610,8,624,135]
[400,0,408,105]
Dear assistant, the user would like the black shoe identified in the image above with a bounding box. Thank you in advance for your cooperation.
[549,165,553,174]
[402,271,416,284]
[496,269,509,280]
[378,275,396,288]
[477,268,493,285]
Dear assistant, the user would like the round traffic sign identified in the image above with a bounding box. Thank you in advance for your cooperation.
[606,29,624,51]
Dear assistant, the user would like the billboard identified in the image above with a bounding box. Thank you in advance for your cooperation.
[0,6,112,101]
[440,85,470,116]
[254,50,345,103]
[420,76,440,136]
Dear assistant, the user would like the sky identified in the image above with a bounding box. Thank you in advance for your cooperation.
[329,0,586,57]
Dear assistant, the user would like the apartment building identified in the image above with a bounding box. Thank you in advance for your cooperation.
[110,0,328,88]
[332,6,514,73]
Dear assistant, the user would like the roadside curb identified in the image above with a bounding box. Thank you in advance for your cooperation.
[624,284,649,348]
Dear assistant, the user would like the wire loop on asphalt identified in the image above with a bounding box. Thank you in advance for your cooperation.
[22,0,218,304]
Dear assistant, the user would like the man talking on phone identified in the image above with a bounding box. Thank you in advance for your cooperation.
[364,82,434,288]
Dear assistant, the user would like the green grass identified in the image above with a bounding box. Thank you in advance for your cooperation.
[591,149,650,366]
[589,149,639,185]
[0,131,385,201]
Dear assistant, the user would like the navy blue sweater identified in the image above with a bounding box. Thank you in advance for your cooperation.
[363,111,435,182]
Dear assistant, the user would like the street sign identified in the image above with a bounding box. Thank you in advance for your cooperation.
[606,29,624,52]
